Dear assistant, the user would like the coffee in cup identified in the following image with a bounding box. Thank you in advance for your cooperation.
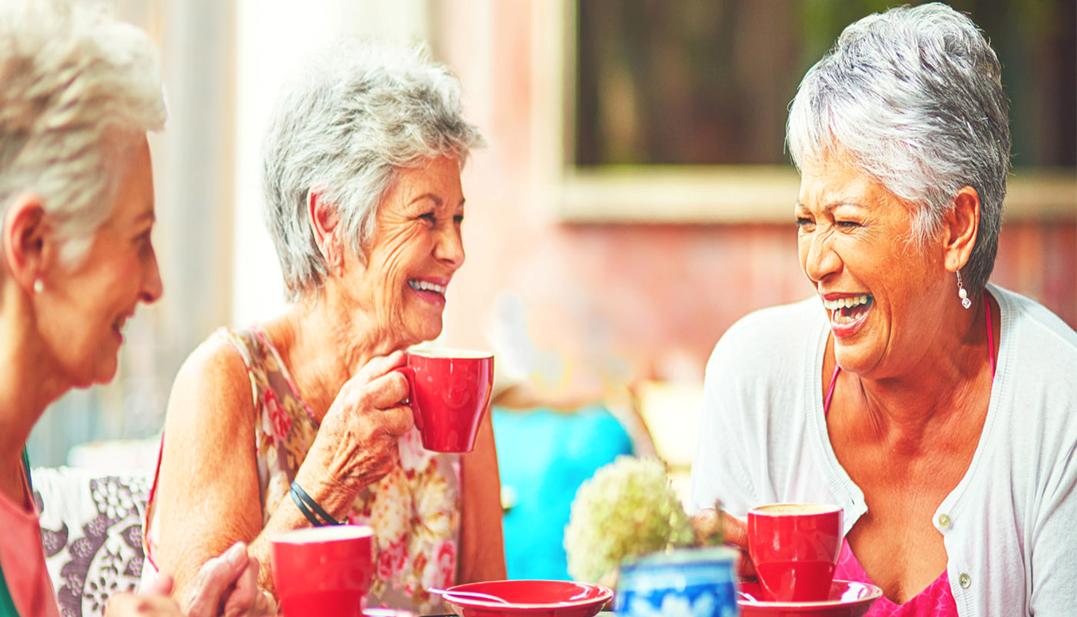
[747,503,843,602]
[396,349,494,453]
[271,525,375,617]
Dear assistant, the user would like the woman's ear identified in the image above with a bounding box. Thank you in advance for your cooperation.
[307,186,342,273]
[942,186,980,272]
[2,192,49,292]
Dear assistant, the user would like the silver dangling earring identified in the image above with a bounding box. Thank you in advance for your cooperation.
[956,271,971,309]
[33,279,44,294]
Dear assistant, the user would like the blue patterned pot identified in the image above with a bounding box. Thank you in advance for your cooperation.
[615,547,739,617]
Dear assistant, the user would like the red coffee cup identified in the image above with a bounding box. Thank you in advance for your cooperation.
[271,525,375,617]
[747,503,843,602]
[395,349,494,453]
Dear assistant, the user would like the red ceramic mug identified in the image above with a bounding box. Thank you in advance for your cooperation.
[747,503,843,602]
[272,525,375,617]
[395,349,494,453]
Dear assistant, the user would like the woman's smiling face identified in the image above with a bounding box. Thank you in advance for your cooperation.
[36,136,163,387]
[796,154,951,377]
[346,155,466,345]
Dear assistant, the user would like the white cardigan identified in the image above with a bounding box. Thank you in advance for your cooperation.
[690,285,1077,616]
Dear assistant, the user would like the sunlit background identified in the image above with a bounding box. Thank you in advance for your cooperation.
[28,2,1075,574]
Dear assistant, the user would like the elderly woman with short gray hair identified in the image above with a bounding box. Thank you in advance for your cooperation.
[690,3,1076,616]
[143,40,505,613]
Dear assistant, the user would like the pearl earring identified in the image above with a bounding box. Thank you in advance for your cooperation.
[33,279,43,294]
[956,271,971,309]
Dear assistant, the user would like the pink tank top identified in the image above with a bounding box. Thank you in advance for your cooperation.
[0,458,61,617]
[821,293,995,616]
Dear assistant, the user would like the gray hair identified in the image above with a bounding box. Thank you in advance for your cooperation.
[0,0,166,263]
[262,38,484,300]
[787,2,1010,293]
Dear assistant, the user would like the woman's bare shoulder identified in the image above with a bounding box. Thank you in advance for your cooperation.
[164,332,257,439]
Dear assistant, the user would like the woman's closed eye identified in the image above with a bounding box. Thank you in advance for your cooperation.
[795,216,815,230]
[134,228,153,246]
[835,219,862,229]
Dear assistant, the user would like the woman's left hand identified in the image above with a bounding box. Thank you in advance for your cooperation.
[105,545,276,617]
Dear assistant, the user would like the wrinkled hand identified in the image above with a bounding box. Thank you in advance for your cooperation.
[692,508,755,580]
[307,350,415,494]
[105,575,181,616]
[103,547,274,617]
[185,542,276,617]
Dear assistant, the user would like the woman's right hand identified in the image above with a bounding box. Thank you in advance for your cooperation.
[692,508,756,580]
[302,350,415,496]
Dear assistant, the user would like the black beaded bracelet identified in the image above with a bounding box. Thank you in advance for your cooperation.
[289,481,343,526]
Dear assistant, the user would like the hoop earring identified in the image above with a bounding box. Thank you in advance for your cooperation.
[956,271,971,310]
[33,279,44,294]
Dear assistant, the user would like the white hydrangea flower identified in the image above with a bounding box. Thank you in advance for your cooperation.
[564,456,695,582]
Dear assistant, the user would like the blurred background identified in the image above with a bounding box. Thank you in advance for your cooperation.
[27,0,1075,576]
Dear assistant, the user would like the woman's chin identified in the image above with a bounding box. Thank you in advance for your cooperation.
[833,340,881,376]
[402,318,444,345]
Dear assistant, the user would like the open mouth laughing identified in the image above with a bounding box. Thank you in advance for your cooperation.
[111,314,130,342]
[822,294,873,335]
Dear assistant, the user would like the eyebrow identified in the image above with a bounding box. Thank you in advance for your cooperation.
[408,193,467,208]
[134,210,156,224]
[794,200,863,213]
[409,193,442,207]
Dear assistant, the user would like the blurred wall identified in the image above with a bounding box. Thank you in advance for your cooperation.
[431,0,1077,401]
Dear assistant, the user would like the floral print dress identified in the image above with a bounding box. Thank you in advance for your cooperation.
[144,326,461,614]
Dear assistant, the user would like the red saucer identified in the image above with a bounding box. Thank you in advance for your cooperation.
[442,580,613,617]
[737,580,882,617]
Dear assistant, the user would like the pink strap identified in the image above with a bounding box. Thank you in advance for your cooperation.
[824,364,840,416]
[824,292,996,416]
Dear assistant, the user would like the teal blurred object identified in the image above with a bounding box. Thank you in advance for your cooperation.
[493,404,635,581]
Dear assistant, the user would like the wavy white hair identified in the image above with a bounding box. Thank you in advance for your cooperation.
[0,0,166,264]
[787,2,1010,293]
[261,38,484,300]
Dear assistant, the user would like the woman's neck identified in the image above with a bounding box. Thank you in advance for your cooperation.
[833,290,997,447]
[0,288,68,508]
[261,291,412,422]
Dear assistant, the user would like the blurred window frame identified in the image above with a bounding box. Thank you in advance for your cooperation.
[532,0,1076,224]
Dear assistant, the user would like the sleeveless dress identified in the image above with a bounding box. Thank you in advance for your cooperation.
[821,295,996,616]
[144,326,461,614]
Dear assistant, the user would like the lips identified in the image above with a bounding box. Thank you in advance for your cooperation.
[407,278,449,305]
[821,294,873,337]
[111,316,126,342]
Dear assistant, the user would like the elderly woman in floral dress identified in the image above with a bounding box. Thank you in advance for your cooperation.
[142,40,505,614]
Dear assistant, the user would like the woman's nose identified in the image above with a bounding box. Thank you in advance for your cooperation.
[141,249,164,303]
[802,232,841,283]
[434,226,465,270]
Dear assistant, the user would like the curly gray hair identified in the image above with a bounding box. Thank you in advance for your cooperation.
[261,38,484,300]
[0,0,166,264]
[787,2,1010,293]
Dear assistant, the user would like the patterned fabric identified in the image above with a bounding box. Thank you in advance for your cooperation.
[216,326,461,614]
[836,539,958,616]
[33,468,150,617]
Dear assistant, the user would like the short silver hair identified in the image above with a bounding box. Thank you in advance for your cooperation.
[262,38,484,299]
[787,2,1010,293]
[0,0,166,263]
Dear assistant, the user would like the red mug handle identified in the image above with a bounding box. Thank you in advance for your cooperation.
[393,366,423,431]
